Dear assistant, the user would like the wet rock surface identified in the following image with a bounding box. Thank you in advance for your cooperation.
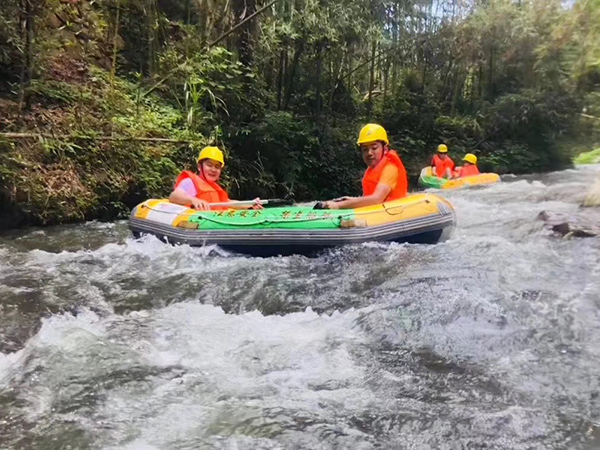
[538,209,600,237]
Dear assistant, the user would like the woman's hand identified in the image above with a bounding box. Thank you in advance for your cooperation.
[190,198,210,210]
[251,197,264,210]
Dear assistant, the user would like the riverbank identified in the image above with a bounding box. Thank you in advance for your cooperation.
[0,61,590,230]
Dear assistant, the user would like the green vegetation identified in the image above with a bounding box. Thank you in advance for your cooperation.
[1,0,600,227]
[574,148,600,165]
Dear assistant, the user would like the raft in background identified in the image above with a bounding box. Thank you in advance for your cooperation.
[129,194,456,257]
[418,167,500,190]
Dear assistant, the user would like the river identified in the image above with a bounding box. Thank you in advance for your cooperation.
[1,165,599,449]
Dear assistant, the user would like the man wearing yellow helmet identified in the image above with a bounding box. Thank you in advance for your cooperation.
[320,124,408,209]
[169,146,261,211]
[454,153,480,178]
[431,144,455,179]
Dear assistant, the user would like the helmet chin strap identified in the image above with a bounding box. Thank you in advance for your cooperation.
[378,143,389,162]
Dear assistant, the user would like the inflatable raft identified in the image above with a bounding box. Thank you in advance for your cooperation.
[418,167,500,190]
[129,194,456,257]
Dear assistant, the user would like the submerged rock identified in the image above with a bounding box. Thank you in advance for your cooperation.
[538,210,600,237]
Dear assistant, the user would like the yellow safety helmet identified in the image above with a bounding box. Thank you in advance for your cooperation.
[357,124,389,145]
[197,146,225,166]
[463,153,477,165]
[437,144,448,153]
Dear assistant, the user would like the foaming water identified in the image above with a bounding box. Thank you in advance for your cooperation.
[1,166,599,449]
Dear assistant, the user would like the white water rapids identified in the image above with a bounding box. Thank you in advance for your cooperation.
[1,165,599,449]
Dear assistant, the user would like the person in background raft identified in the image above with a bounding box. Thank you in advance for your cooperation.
[318,124,408,210]
[431,144,455,179]
[169,146,262,211]
[454,153,480,178]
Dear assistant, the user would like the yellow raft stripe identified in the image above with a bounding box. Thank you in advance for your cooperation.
[134,199,197,227]
[353,194,451,226]
[135,199,162,220]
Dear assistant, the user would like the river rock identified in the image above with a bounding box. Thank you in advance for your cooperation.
[538,210,600,237]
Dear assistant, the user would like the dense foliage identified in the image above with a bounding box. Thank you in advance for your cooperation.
[0,0,599,226]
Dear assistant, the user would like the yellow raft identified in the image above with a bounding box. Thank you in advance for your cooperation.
[418,167,500,190]
[129,194,456,256]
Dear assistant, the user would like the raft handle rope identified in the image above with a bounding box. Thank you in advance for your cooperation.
[383,199,431,216]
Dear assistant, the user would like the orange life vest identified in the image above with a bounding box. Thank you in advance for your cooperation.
[174,170,230,210]
[362,150,408,201]
[458,164,480,178]
[431,154,455,178]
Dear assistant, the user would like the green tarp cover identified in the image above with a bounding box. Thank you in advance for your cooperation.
[187,207,356,230]
[419,174,446,189]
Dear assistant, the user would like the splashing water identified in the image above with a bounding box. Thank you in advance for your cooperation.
[1,166,599,449]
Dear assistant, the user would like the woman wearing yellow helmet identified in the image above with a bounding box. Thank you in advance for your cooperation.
[431,144,455,179]
[169,146,262,211]
[319,124,408,210]
[454,153,480,178]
